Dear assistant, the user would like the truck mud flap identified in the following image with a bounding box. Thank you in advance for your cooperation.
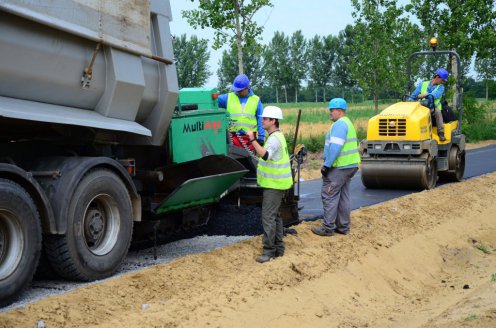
[154,155,248,214]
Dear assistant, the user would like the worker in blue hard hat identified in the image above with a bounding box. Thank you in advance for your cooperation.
[218,74,265,150]
[409,68,449,141]
[311,98,360,238]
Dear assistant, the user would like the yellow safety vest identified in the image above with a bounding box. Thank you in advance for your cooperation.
[257,131,293,190]
[331,117,361,168]
[227,92,259,132]
[421,81,442,110]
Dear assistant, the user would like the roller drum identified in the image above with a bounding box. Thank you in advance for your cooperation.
[361,158,437,190]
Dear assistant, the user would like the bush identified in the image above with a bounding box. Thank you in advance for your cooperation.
[462,94,496,142]
[285,128,366,154]
[284,131,326,154]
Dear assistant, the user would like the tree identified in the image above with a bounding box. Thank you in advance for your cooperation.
[321,35,340,97]
[288,31,307,103]
[408,0,495,105]
[182,0,272,74]
[265,32,291,103]
[217,44,265,93]
[351,0,421,112]
[408,0,495,63]
[173,34,210,88]
[335,25,358,100]
[307,35,338,102]
[307,36,325,102]
[475,57,496,101]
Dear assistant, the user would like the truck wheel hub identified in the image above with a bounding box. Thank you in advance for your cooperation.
[85,209,105,242]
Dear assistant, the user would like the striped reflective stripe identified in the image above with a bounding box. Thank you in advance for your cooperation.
[258,161,291,169]
[340,148,359,156]
[330,136,345,145]
[230,113,256,119]
[233,122,256,129]
[257,170,293,179]
[347,137,357,142]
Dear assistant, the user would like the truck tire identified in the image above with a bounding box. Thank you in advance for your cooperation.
[45,169,133,281]
[0,179,42,307]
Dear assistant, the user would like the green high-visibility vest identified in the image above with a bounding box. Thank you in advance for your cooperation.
[421,81,442,110]
[331,117,361,168]
[227,92,259,132]
[257,131,293,190]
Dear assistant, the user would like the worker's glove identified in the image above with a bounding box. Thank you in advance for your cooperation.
[321,166,331,178]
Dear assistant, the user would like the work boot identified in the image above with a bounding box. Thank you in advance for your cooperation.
[311,226,335,237]
[256,254,274,263]
[439,133,446,141]
[335,229,349,235]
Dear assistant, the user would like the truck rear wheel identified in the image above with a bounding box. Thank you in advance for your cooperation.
[45,169,133,281]
[0,179,41,307]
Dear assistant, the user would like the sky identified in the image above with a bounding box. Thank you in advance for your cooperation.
[168,0,355,86]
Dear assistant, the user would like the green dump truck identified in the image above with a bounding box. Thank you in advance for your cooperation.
[0,0,300,306]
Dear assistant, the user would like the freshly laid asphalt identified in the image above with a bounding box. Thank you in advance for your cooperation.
[297,144,496,219]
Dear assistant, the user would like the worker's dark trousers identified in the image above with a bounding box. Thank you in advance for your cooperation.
[261,188,285,257]
[434,108,445,135]
[321,167,358,233]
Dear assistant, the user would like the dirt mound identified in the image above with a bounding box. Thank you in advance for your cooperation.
[1,173,495,328]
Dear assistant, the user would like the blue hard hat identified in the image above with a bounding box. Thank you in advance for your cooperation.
[232,74,250,91]
[435,68,449,81]
[328,98,347,110]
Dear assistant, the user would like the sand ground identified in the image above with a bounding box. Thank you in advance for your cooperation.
[0,171,495,328]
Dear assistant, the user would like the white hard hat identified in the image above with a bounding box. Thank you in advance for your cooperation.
[262,106,283,119]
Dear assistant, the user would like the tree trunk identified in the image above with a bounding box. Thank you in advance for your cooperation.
[341,88,345,98]
[284,86,288,103]
[295,87,298,103]
[323,87,326,103]
[351,92,354,104]
[450,53,458,108]
[374,92,379,113]
[315,89,317,103]
[276,87,279,103]
[234,1,244,74]
[486,80,489,101]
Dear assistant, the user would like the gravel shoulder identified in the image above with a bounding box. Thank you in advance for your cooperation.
[1,172,495,328]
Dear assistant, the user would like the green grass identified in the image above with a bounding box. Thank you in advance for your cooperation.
[475,242,491,254]
[462,96,496,142]
[280,107,378,125]
[491,273,496,282]
[464,314,478,321]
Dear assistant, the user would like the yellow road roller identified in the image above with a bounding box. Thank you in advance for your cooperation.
[360,42,465,190]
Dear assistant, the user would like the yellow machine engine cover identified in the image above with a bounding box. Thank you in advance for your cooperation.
[366,102,432,141]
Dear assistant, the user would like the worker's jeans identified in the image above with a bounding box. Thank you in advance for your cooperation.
[261,188,285,256]
[321,167,358,233]
[434,108,445,135]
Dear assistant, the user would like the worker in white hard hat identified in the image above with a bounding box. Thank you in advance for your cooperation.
[247,106,293,263]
